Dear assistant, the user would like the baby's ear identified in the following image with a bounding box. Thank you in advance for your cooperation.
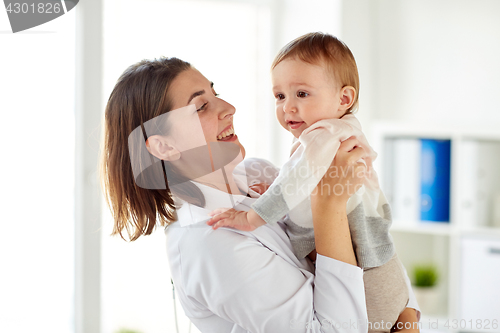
[146,135,180,161]
[339,86,356,111]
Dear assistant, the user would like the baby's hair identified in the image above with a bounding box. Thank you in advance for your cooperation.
[271,32,360,114]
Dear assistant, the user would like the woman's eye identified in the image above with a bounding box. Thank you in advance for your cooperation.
[297,91,308,98]
[197,102,208,112]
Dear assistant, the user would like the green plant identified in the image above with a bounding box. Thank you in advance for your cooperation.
[413,263,438,287]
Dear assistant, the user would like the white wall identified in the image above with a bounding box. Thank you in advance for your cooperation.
[342,0,500,129]
[341,0,500,320]
[271,0,343,166]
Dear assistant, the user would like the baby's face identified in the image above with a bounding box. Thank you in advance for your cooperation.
[272,58,345,138]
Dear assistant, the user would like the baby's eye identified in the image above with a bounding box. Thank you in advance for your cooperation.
[275,93,285,100]
[297,91,309,98]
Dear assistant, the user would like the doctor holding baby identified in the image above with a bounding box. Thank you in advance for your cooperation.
[101,32,420,333]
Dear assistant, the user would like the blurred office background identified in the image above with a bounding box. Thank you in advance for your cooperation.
[1,0,500,332]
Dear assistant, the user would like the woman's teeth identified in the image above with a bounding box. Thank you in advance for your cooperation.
[217,127,234,140]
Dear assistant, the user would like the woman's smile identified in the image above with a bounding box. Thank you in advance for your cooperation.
[217,125,236,141]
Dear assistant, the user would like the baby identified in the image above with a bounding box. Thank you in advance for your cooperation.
[208,32,409,332]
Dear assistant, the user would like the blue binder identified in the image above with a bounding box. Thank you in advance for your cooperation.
[420,139,451,222]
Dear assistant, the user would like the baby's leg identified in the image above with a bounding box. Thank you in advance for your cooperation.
[363,253,409,333]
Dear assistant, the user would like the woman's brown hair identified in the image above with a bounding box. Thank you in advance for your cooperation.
[101,57,205,241]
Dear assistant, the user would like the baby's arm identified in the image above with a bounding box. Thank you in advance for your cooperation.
[207,208,266,231]
[207,180,270,230]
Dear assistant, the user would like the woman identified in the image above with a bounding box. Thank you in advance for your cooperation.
[101,57,420,332]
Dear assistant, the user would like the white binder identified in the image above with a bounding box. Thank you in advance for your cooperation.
[460,236,500,324]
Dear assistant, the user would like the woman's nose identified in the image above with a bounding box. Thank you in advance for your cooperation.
[218,98,236,119]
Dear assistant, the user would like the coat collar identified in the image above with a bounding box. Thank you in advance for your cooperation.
[173,179,312,272]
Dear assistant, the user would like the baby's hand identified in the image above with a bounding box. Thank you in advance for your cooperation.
[249,182,270,195]
[207,208,266,231]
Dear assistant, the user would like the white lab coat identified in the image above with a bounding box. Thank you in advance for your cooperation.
[165,158,420,333]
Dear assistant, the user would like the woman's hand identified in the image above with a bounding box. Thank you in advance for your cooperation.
[392,308,420,333]
[310,137,367,266]
[311,136,366,206]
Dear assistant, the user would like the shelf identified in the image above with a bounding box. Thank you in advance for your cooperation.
[371,121,500,141]
[372,123,500,324]
[459,226,500,238]
[390,223,500,237]
[391,222,453,236]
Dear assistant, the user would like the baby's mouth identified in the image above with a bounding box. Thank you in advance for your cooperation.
[287,121,304,129]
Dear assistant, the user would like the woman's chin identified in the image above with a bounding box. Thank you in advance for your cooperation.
[216,134,245,159]
[235,136,246,159]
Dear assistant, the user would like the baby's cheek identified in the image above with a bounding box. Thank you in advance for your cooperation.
[276,115,287,130]
[280,121,288,131]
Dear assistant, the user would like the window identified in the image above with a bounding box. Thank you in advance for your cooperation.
[0,10,76,333]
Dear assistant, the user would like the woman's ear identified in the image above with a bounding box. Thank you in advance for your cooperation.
[339,86,356,112]
[146,135,181,161]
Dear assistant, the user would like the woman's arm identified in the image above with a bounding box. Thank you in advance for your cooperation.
[311,137,366,266]
[311,196,357,266]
